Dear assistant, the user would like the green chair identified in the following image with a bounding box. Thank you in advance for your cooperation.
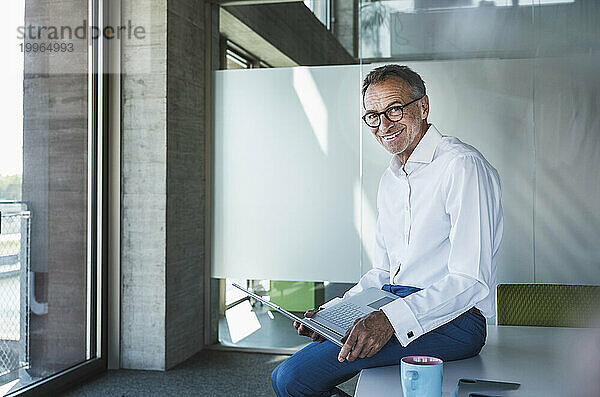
[497,283,600,327]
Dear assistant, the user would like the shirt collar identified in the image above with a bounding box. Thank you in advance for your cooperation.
[390,124,443,175]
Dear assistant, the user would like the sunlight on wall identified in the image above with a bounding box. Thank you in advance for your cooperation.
[293,67,329,155]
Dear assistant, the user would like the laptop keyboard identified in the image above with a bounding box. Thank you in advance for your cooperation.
[317,302,369,331]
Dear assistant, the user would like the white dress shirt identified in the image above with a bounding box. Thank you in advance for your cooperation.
[323,125,503,347]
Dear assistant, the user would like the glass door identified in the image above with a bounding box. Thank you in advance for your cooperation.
[0,0,107,394]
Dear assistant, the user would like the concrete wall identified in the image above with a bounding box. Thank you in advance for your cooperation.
[165,0,206,369]
[121,0,168,371]
[121,0,207,370]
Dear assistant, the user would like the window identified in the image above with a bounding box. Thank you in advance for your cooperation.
[0,0,107,394]
[222,39,271,70]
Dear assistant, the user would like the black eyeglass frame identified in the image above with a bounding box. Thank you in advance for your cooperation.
[362,95,425,128]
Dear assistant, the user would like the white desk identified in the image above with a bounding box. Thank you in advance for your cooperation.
[355,326,600,396]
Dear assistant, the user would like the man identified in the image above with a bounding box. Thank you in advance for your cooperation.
[271,65,503,397]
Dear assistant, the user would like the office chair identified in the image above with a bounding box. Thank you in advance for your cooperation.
[497,283,600,327]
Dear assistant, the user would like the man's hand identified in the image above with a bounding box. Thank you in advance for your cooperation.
[294,308,326,343]
[337,310,394,362]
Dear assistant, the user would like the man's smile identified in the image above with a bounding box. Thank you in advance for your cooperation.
[381,128,404,142]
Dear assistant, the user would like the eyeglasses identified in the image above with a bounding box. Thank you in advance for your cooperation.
[362,96,424,128]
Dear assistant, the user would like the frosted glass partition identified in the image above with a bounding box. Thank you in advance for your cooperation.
[213,66,363,283]
[533,55,600,283]
[214,61,600,285]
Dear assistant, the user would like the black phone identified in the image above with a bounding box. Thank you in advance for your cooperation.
[455,378,520,397]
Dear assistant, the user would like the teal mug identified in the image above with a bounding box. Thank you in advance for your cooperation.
[400,355,443,397]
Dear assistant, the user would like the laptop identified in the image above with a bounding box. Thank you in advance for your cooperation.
[231,283,399,347]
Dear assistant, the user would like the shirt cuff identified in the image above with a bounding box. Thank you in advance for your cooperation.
[319,297,342,310]
[380,297,424,347]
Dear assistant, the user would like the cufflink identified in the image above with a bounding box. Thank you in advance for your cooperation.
[407,331,414,338]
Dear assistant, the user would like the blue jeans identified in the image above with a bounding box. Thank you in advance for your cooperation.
[271,286,486,397]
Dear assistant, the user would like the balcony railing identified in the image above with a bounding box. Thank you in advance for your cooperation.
[0,202,30,381]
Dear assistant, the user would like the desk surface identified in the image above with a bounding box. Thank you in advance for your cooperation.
[355,326,599,396]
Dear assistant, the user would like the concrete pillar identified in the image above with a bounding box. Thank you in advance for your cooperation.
[164,0,207,369]
[121,0,208,370]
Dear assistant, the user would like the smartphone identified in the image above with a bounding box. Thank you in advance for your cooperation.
[455,378,520,397]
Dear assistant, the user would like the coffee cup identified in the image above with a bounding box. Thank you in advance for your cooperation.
[400,355,443,397]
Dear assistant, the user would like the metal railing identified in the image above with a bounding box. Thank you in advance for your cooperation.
[0,202,30,378]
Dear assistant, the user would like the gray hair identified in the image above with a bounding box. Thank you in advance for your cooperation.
[362,65,426,101]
